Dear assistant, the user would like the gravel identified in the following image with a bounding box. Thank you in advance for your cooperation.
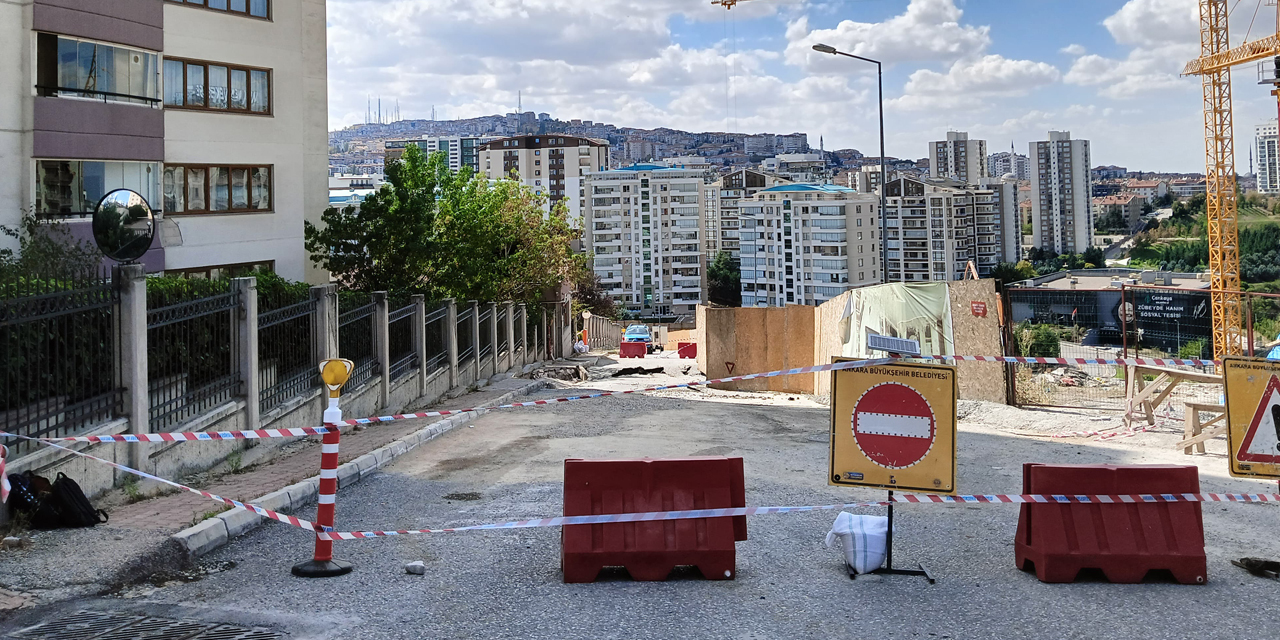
[4,360,1279,639]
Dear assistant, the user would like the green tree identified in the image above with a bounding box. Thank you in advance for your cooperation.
[0,209,100,280]
[1141,201,1154,215]
[707,250,741,306]
[570,255,617,319]
[1082,246,1105,268]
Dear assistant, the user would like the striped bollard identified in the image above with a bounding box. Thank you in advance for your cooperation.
[293,359,355,578]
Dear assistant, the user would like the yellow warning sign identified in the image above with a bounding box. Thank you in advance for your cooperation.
[1223,357,1280,479]
[828,359,957,493]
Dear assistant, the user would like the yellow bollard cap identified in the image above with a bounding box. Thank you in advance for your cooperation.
[319,358,355,398]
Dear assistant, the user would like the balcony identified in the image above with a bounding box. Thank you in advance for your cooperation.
[34,96,163,161]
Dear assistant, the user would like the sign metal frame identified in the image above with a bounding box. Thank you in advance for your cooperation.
[1223,356,1280,479]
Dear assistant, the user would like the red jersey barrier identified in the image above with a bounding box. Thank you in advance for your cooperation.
[677,342,697,359]
[618,341,647,358]
[562,457,747,582]
[1015,463,1207,584]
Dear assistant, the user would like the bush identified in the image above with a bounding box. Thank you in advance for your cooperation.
[1178,338,1208,360]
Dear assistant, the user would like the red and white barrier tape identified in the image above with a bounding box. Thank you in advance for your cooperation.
[0,444,9,504]
[906,355,1219,367]
[1,433,327,533]
[318,491,1280,540]
[12,427,334,444]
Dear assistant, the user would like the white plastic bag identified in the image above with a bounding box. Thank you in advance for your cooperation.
[825,511,888,574]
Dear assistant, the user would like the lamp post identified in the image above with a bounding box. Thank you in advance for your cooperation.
[813,43,888,284]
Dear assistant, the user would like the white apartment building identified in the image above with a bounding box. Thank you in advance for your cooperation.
[744,133,808,156]
[584,164,704,317]
[761,153,828,183]
[929,131,988,183]
[1030,131,1092,255]
[385,135,498,173]
[479,134,610,228]
[1257,120,1279,194]
[1,0,330,282]
[738,184,881,308]
[704,168,790,263]
[1125,179,1168,201]
[987,150,1031,181]
[882,176,1019,283]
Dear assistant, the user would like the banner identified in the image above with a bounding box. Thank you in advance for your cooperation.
[840,282,954,358]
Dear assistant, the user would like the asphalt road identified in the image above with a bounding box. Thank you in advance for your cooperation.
[5,361,1280,639]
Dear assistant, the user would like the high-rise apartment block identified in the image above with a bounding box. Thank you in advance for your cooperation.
[703,169,789,263]
[385,135,498,173]
[478,135,610,228]
[987,150,1031,181]
[1,0,330,282]
[882,176,1019,282]
[744,133,808,156]
[584,164,704,317]
[738,185,881,308]
[1256,120,1279,194]
[929,132,988,183]
[1030,131,1092,254]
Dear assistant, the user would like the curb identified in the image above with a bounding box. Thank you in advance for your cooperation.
[171,378,550,558]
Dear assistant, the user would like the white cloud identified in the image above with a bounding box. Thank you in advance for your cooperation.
[893,55,1061,111]
[1061,44,1086,56]
[1102,0,1200,48]
[783,0,991,69]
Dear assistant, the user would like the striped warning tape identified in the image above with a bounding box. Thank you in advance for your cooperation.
[1,433,328,533]
[317,492,1280,540]
[5,354,1225,444]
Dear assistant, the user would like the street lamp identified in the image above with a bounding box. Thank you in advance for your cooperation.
[813,43,888,284]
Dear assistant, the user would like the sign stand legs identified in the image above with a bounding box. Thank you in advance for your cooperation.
[849,491,935,583]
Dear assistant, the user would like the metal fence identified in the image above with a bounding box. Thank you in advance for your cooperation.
[257,298,317,415]
[1,269,121,458]
[147,286,241,431]
[478,306,494,360]
[497,306,509,358]
[457,305,475,365]
[339,298,376,390]
[514,307,525,355]
[388,303,417,382]
[425,303,448,374]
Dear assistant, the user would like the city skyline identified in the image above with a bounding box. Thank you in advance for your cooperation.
[326,0,1278,173]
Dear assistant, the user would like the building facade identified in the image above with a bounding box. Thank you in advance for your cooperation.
[704,168,789,264]
[1125,179,1168,201]
[737,184,880,308]
[1091,193,1148,231]
[1,0,330,282]
[882,176,1018,283]
[1030,131,1092,255]
[584,164,704,318]
[385,135,497,173]
[987,150,1030,181]
[1257,120,1279,194]
[929,131,988,183]
[478,134,610,228]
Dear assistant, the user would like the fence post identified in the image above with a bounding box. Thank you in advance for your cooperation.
[487,302,499,373]
[373,292,390,407]
[310,284,338,362]
[504,301,515,372]
[412,294,427,397]
[445,298,459,390]
[117,264,148,470]
[233,277,260,429]
[470,301,481,381]
[518,303,528,367]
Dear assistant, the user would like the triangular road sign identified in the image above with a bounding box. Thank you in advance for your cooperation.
[725,362,736,374]
[1238,374,1280,463]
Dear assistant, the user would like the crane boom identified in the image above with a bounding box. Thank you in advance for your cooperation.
[1182,33,1280,75]
[1187,0,1245,359]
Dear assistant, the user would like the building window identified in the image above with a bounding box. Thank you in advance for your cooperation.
[36,34,160,105]
[36,160,160,216]
[166,0,270,20]
[163,164,272,214]
[163,57,270,114]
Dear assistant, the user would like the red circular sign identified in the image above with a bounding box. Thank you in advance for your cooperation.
[851,382,937,469]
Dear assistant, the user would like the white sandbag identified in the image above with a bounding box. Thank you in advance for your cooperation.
[825,511,888,574]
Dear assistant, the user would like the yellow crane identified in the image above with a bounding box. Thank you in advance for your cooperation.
[712,0,745,9]
[1180,0,1280,358]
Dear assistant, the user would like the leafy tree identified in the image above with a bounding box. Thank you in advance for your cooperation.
[1082,246,1105,268]
[570,255,617,319]
[0,209,100,281]
[1141,201,1154,215]
[707,250,741,306]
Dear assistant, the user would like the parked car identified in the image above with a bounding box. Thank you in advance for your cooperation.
[623,324,662,354]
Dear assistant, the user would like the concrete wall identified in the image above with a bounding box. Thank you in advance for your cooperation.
[0,3,34,253]
[948,278,1006,403]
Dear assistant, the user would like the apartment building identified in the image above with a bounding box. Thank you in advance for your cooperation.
[737,184,881,308]
[478,134,610,228]
[744,133,809,156]
[929,131,988,183]
[703,168,790,263]
[987,150,1030,181]
[1125,179,1168,201]
[1091,193,1148,230]
[1257,120,1279,194]
[384,135,498,172]
[0,0,329,282]
[583,164,704,318]
[1030,131,1092,255]
[882,176,1019,282]
[760,153,828,183]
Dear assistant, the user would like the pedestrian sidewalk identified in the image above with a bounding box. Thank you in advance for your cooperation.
[106,378,546,533]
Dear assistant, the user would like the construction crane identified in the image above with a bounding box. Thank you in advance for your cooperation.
[712,0,746,9]
[1179,0,1280,358]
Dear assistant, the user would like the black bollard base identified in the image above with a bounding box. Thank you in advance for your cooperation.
[291,559,353,578]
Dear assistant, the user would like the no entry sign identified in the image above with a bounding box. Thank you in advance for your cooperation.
[829,360,957,493]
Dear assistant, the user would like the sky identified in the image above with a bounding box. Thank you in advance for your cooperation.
[326,0,1280,173]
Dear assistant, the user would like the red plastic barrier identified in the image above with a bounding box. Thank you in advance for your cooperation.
[618,341,646,358]
[1015,463,1206,584]
[677,342,697,359]
[562,457,747,582]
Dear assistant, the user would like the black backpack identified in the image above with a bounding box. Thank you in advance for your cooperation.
[7,471,64,529]
[49,473,108,528]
